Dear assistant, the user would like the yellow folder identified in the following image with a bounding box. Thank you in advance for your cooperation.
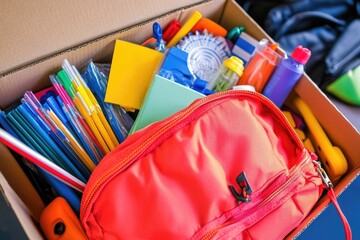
[105,40,164,110]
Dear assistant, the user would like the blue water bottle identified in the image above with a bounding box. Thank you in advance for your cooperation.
[262,46,311,107]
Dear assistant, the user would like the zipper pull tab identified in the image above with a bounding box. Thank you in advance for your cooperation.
[314,158,353,240]
[229,172,252,202]
[313,160,333,189]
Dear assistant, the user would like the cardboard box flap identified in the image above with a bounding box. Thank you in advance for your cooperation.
[0,0,360,237]
[0,0,225,109]
[0,0,205,76]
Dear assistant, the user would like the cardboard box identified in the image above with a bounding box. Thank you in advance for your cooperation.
[1,0,359,238]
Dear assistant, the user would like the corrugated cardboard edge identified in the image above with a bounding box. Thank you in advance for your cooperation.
[0,0,359,237]
[0,0,219,109]
[287,167,360,239]
[0,0,208,75]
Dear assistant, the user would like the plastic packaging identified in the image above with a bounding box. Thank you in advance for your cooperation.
[177,30,231,83]
[82,61,134,142]
[207,56,244,92]
[237,39,282,92]
[262,45,311,107]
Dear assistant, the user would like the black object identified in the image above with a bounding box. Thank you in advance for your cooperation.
[236,0,360,89]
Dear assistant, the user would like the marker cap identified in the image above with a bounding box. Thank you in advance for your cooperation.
[291,46,311,65]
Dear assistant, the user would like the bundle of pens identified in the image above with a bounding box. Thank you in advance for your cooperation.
[0,59,134,213]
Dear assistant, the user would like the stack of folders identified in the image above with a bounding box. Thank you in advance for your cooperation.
[0,60,134,214]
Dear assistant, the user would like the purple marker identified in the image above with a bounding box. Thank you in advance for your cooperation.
[262,46,311,107]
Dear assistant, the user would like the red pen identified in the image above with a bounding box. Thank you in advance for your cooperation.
[162,19,182,43]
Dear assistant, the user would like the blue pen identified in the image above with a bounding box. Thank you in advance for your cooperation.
[153,22,166,53]
[45,96,76,137]
[83,62,133,142]
[43,101,78,145]
[18,104,88,182]
[39,169,81,214]
[10,109,64,169]
[0,111,19,138]
[22,100,74,159]
[1,111,53,204]
[58,96,102,164]
[3,110,81,213]
[22,100,89,178]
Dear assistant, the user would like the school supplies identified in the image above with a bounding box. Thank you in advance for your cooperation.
[17,104,87,182]
[207,56,244,92]
[263,45,311,107]
[0,127,84,213]
[162,19,182,43]
[282,110,315,153]
[105,40,164,110]
[82,61,134,143]
[130,74,204,133]
[62,60,119,151]
[57,70,110,155]
[0,128,86,192]
[0,143,45,221]
[40,197,87,240]
[166,11,202,48]
[237,39,281,92]
[226,26,245,43]
[158,47,194,87]
[177,30,231,83]
[152,22,166,52]
[287,94,348,184]
[231,31,258,66]
[191,17,227,37]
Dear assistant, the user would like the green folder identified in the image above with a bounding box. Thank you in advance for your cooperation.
[130,75,205,134]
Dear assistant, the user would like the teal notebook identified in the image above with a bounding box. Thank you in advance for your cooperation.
[130,75,205,133]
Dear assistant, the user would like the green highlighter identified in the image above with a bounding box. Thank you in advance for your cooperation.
[326,64,360,106]
[129,75,205,134]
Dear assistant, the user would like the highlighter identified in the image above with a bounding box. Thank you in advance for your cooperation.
[57,70,109,155]
[166,11,202,48]
[69,63,120,149]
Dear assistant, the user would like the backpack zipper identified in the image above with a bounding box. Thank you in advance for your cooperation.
[196,155,312,240]
[80,90,304,220]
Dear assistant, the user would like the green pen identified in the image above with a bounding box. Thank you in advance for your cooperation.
[57,70,76,99]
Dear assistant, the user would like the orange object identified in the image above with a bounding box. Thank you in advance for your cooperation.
[40,197,87,240]
[237,41,281,92]
[191,17,227,37]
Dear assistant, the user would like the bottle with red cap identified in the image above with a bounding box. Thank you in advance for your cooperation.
[262,45,311,107]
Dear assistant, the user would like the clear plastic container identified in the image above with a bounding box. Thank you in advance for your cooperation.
[207,56,244,92]
[237,39,282,92]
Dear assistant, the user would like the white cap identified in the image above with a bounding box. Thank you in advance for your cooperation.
[231,85,256,92]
